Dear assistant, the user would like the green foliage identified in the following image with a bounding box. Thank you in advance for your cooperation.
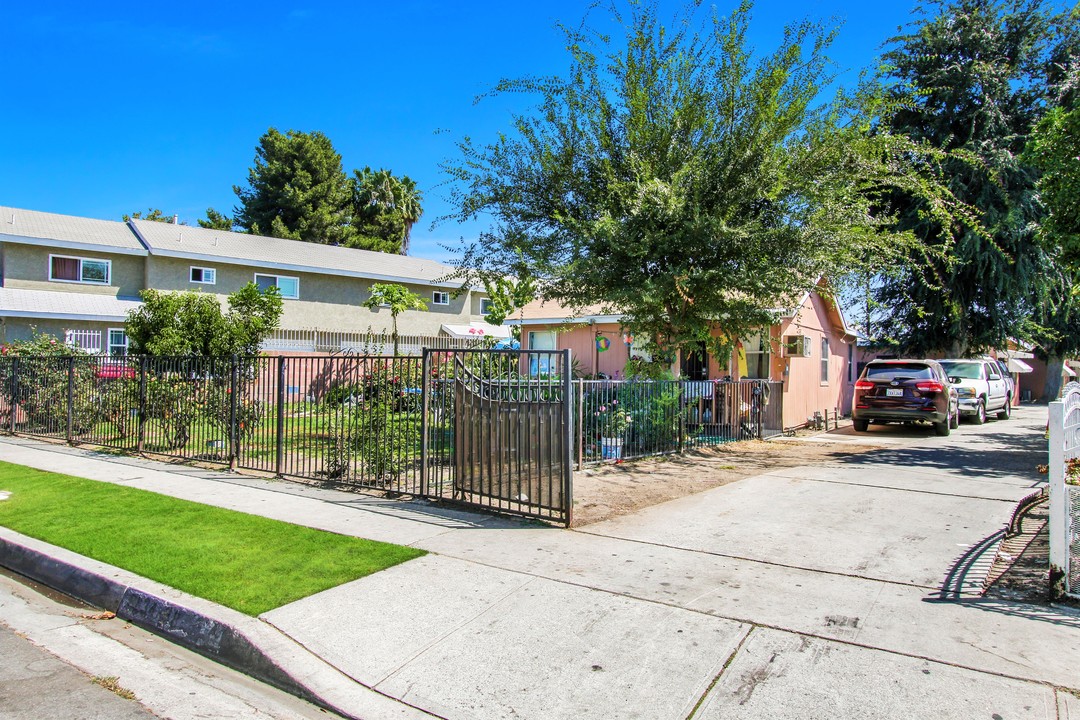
[1026,104,1080,263]
[363,283,429,356]
[199,208,235,231]
[350,167,423,255]
[233,128,355,245]
[442,0,962,365]
[125,283,283,358]
[483,267,536,326]
[872,0,1074,356]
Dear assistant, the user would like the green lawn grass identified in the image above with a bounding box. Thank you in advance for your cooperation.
[0,460,425,615]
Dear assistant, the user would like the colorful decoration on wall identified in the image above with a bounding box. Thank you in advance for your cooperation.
[596,336,611,352]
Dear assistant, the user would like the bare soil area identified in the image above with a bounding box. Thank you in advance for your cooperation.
[571,438,876,526]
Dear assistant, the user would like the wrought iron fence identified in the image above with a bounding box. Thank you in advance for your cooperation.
[0,353,783,523]
[574,378,784,465]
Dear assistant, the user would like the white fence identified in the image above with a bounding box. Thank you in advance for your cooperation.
[261,328,496,355]
[1048,381,1080,600]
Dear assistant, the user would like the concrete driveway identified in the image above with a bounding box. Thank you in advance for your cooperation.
[263,404,1075,719]
[2,404,1076,719]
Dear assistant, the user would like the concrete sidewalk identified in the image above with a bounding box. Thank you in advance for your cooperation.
[0,406,1078,719]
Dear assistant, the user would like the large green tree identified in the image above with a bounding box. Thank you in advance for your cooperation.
[442,0,963,365]
[872,0,1073,357]
[231,128,355,245]
[350,167,424,254]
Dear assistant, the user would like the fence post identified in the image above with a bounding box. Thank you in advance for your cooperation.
[137,356,148,453]
[562,349,574,527]
[678,385,686,450]
[576,379,584,470]
[229,355,239,470]
[1048,399,1069,599]
[275,356,286,476]
[9,357,17,434]
[66,356,75,444]
[420,350,430,497]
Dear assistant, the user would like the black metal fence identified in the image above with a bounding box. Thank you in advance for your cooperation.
[574,378,784,465]
[0,352,574,524]
[0,354,783,522]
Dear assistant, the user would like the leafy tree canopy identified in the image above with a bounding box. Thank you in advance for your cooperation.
[199,207,235,231]
[871,0,1076,357]
[232,128,354,245]
[442,0,965,363]
[126,283,283,357]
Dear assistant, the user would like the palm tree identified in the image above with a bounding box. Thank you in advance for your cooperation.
[352,168,423,255]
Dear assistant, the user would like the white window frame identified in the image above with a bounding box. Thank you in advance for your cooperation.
[432,291,450,306]
[820,337,830,385]
[480,298,493,315]
[528,330,557,351]
[49,254,111,285]
[190,266,216,285]
[108,328,129,356]
[254,273,299,299]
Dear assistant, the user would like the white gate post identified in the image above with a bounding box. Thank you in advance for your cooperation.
[1048,399,1069,597]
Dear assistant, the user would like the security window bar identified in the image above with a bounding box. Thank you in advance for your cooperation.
[255,273,299,299]
[190,267,216,284]
[49,255,110,285]
[432,291,450,305]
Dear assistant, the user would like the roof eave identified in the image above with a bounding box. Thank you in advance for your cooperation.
[0,234,148,256]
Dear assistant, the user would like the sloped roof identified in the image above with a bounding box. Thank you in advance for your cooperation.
[509,298,616,325]
[131,220,462,287]
[0,287,142,321]
[0,206,146,254]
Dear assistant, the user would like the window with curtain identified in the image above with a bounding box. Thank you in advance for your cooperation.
[50,255,109,284]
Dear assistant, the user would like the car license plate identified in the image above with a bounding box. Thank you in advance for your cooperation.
[886,388,903,397]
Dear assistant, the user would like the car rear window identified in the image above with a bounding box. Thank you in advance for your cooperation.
[864,363,935,381]
[939,361,982,379]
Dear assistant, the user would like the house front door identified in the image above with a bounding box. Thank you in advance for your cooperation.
[681,341,709,380]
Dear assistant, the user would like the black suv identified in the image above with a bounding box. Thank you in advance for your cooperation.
[853,359,959,436]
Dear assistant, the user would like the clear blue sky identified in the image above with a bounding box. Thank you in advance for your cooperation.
[0,1,917,262]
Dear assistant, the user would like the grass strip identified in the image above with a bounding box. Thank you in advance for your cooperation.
[0,460,424,615]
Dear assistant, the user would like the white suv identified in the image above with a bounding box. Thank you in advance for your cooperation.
[938,359,1010,424]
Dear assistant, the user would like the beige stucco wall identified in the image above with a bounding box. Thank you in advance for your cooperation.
[1,243,144,297]
[144,256,486,335]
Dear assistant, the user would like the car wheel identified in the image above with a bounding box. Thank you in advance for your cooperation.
[973,398,986,425]
[853,419,869,432]
[949,406,959,429]
[997,398,1011,420]
[935,418,951,436]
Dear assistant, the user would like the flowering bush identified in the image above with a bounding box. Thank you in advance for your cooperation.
[594,399,632,437]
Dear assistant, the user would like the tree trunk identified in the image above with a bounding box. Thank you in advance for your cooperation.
[392,314,399,357]
[1043,355,1065,402]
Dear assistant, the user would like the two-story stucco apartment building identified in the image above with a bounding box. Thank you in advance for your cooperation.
[0,206,499,354]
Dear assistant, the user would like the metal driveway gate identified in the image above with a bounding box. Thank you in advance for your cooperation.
[421,349,573,525]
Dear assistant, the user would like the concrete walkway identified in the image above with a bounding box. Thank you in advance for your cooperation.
[0,405,1077,719]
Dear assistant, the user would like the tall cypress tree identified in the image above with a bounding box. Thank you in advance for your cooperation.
[874,0,1067,357]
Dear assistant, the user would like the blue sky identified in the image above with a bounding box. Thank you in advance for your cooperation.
[0,1,917,262]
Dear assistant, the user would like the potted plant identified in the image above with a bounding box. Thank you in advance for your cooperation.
[595,400,632,460]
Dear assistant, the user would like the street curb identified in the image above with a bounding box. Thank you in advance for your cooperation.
[0,527,438,720]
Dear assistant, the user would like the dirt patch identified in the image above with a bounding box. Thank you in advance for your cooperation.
[571,438,876,526]
[984,498,1080,609]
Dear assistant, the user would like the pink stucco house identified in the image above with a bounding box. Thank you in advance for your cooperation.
[509,287,862,430]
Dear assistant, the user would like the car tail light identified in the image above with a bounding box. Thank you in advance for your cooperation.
[854,380,874,390]
[915,381,944,393]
